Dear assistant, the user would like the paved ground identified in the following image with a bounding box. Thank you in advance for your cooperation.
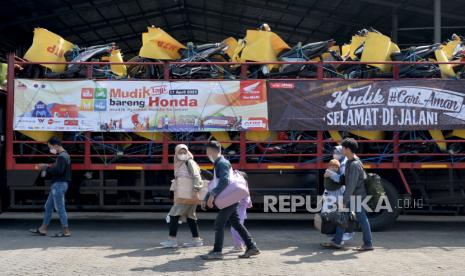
[0,214,464,276]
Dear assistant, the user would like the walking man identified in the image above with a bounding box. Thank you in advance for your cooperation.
[29,137,72,237]
[200,141,260,260]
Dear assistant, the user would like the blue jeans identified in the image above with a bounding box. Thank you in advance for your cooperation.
[43,182,69,227]
[332,206,373,247]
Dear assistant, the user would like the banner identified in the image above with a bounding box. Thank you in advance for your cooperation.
[14,79,268,132]
[268,80,465,131]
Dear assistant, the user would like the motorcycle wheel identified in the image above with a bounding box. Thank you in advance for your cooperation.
[127,56,161,79]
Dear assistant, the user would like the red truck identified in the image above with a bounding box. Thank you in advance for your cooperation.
[2,55,465,231]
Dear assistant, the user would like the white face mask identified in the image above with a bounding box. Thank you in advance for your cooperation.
[208,155,215,163]
[50,148,58,155]
[333,154,342,161]
[177,154,188,161]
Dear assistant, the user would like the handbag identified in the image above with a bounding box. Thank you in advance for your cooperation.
[174,179,209,205]
[325,210,358,232]
[314,213,337,234]
[172,160,208,205]
[208,168,249,209]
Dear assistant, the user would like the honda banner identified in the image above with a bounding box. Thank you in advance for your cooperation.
[14,79,268,132]
[268,80,465,131]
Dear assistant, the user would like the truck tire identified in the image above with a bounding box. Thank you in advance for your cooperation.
[367,179,400,231]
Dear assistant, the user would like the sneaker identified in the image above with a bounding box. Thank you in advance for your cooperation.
[183,238,204,247]
[343,232,354,241]
[230,245,245,253]
[238,247,260,258]
[200,251,224,260]
[160,239,179,248]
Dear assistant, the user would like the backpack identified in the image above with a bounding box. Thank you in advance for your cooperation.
[364,173,386,210]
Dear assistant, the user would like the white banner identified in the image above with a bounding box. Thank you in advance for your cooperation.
[14,79,269,132]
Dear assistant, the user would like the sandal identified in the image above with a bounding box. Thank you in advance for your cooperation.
[354,245,374,251]
[52,232,71,238]
[29,228,47,236]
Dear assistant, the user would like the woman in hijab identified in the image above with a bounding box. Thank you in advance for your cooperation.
[321,145,354,243]
[160,144,204,248]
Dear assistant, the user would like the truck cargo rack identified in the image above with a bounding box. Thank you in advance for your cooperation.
[4,53,465,210]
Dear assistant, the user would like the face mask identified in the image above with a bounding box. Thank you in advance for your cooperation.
[208,155,215,163]
[333,154,342,161]
[177,154,188,161]
[50,148,57,155]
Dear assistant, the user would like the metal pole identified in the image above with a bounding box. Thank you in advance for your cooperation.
[392,9,398,43]
[434,0,441,43]
[6,53,15,171]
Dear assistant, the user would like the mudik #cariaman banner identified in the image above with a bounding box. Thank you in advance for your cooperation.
[268,80,465,131]
[14,79,268,132]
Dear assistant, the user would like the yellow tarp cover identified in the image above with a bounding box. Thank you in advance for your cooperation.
[441,36,462,60]
[360,32,400,72]
[346,34,366,60]
[237,30,290,62]
[245,131,277,141]
[24,28,74,72]
[222,37,238,60]
[349,130,385,140]
[139,27,186,60]
[109,49,127,77]
[435,49,456,78]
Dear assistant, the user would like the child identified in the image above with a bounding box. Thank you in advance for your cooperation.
[230,172,252,252]
[322,159,343,213]
[324,159,342,191]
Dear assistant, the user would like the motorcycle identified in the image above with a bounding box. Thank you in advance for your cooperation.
[126,55,163,79]
[388,43,442,78]
[334,28,401,79]
[18,43,125,79]
[268,40,338,78]
[335,28,446,79]
[128,41,235,79]
[170,41,235,79]
[44,43,124,78]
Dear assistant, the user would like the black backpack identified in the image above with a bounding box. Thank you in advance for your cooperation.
[364,173,386,210]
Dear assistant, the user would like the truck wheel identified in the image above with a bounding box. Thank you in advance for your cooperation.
[367,179,400,231]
